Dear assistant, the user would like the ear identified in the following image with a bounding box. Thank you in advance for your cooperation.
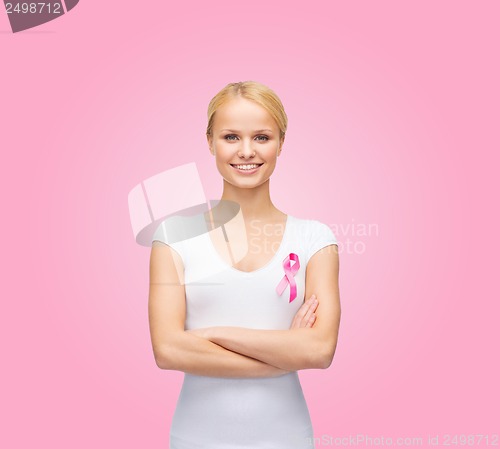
[278,136,285,156]
[207,134,214,155]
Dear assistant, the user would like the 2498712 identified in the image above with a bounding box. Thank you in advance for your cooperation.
[5,2,63,15]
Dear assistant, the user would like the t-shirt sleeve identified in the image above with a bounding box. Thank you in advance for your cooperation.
[306,220,338,264]
[151,220,168,245]
[151,220,186,266]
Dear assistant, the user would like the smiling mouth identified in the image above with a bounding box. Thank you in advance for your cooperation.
[230,163,264,170]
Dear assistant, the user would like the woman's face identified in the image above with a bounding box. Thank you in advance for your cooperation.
[207,97,283,190]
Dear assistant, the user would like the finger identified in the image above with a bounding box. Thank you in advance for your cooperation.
[301,298,318,327]
[292,299,317,329]
[291,298,312,326]
[290,295,318,329]
[294,298,316,327]
[301,295,317,319]
[306,313,316,327]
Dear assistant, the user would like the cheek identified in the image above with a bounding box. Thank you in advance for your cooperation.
[263,143,279,154]
[215,144,233,159]
[215,158,227,170]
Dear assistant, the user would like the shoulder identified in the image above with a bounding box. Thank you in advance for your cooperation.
[291,216,337,264]
[151,218,189,266]
[290,216,335,238]
[310,219,336,238]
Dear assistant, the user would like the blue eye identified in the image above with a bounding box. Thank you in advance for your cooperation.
[223,134,269,142]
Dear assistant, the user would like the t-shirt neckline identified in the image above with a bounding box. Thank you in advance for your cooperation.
[206,214,293,276]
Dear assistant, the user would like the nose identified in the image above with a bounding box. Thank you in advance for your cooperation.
[238,140,255,158]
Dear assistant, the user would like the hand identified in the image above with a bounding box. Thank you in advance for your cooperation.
[290,294,318,329]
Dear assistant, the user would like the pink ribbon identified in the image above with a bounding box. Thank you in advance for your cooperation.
[275,253,300,303]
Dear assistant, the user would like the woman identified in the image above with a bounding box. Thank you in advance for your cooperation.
[149,81,341,448]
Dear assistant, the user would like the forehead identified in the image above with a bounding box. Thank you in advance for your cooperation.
[213,97,277,131]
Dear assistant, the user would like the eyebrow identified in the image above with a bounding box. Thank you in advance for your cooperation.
[220,129,274,133]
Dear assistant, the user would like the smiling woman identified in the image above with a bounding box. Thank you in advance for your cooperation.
[207,91,285,188]
[148,80,341,449]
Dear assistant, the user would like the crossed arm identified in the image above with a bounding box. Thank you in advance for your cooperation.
[148,242,340,378]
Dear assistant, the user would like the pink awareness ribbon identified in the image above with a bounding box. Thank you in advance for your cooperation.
[275,253,300,303]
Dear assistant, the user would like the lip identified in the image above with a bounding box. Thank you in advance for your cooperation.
[230,163,264,175]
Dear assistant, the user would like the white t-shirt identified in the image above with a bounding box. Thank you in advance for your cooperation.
[152,214,338,448]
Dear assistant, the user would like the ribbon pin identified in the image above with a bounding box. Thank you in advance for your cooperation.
[275,253,300,303]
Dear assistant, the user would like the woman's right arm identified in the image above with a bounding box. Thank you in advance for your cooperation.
[148,242,290,378]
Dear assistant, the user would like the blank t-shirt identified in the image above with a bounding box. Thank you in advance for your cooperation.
[152,214,338,449]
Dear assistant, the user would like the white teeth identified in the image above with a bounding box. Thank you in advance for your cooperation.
[233,164,260,170]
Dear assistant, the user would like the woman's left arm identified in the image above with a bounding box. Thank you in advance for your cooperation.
[189,244,341,371]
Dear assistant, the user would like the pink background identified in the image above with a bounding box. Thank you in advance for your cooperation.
[1,1,499,447]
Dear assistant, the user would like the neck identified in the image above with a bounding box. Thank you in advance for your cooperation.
[219,178,280,221]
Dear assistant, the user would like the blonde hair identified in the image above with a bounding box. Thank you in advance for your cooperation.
[206,81,288,144]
